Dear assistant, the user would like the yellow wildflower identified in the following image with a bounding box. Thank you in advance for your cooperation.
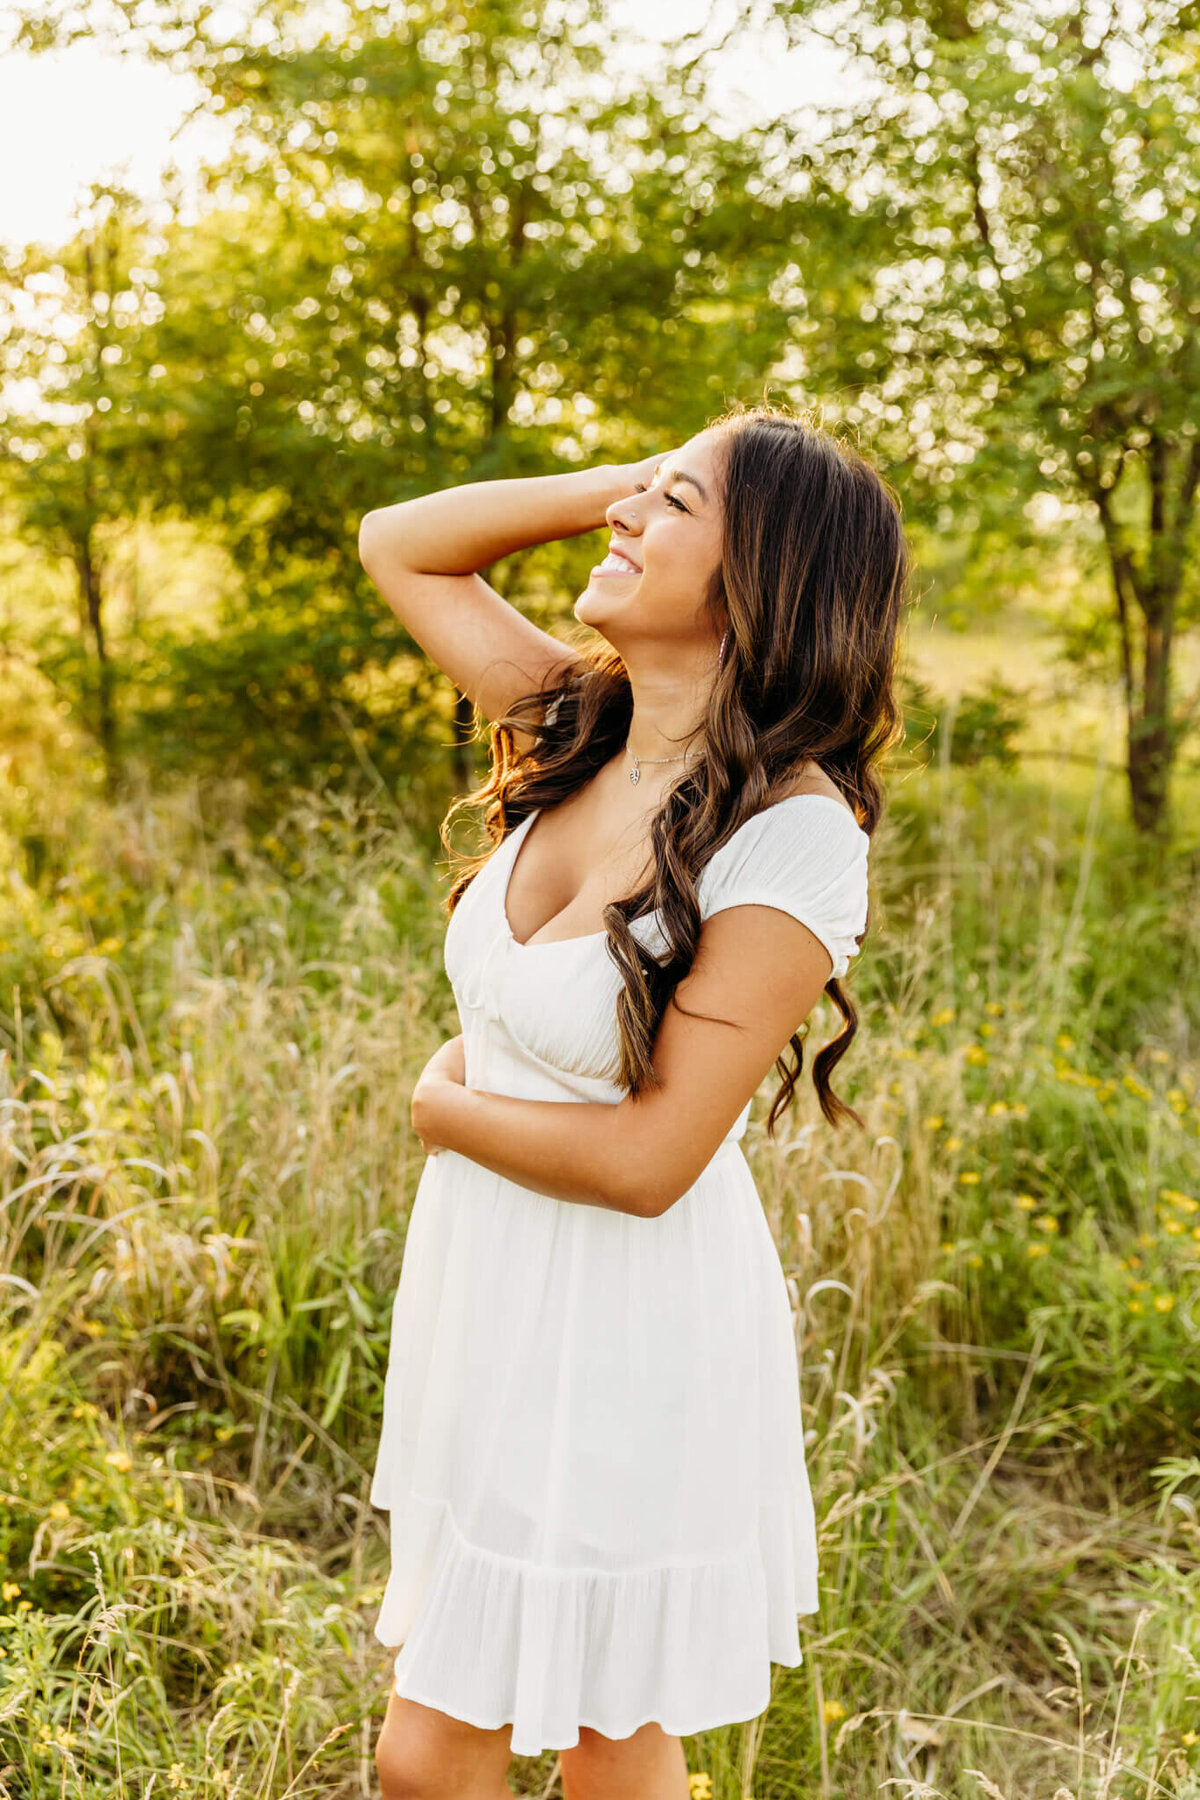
[104,1451,132,1474]
[1137,1233,1156,1247]
[689,1776,714,1800]
[1034,1215,1060,1234]
[965,1045,989,1066]
[932,1008,955,1026]
[1182,1730,1198,1747]
[1010,1101,1028,1116]
[1128,1299,1144,1313]
[959,1171,982,1185]
[1015,1194,1037,1210]
[1163,1218,1185,1235]
[939,1242,957,1255]
[823,1699,847,1722]
[168,1767,187,1791]
[967,1253,983,1267]
[923,1116,944,1131]
[1154,1294,1175,1313]
[979,1022,996,1038]
[985,1001,1004,1016]
[48,1503,70,1523]
[987,1101,1008,1116]
[945,1136,963,1152]
[1,1582,19,1601]
[1028,1243,1049,1258]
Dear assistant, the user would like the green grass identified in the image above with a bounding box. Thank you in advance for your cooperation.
[1,738,1199,1799]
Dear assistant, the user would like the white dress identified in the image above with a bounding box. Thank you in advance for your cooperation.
[370,793,870,1755]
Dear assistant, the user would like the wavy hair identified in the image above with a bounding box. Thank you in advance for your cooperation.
[440,401,910,1133]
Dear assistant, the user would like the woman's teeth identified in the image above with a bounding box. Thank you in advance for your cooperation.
[595,552,639,576]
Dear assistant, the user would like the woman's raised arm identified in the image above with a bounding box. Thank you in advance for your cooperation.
[358,456,659,745]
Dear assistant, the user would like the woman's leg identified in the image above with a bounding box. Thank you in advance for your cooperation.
[559,1721,692,1800]
[375,1689,514,1800]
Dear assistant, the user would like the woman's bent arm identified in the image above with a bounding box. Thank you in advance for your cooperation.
[357,457,657,736]
[359,461,644,581]
[412,902,838,1217]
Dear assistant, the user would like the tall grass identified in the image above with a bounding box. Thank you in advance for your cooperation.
[1,749,1198,1799]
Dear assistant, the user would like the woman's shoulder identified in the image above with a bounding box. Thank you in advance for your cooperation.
[701,769,868,898]
[762,762,861,827]
[696,771,870,972]
[720,768,867,859]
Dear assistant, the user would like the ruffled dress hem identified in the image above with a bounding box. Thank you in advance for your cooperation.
[372,1488,819,1756]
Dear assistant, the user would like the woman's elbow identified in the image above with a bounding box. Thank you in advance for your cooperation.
[357,507,389,577]
[618,1163,684,1220]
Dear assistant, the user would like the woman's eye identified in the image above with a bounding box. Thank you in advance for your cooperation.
[632,481,687,513]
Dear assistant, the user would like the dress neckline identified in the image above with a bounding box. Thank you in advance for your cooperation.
[499,792,867,953]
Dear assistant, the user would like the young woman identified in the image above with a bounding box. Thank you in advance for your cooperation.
[357,402,908,1800]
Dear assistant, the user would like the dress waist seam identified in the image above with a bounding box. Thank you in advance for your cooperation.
[412,1488,761,1581]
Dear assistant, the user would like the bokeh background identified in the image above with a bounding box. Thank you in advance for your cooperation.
[1,1,1198,1796]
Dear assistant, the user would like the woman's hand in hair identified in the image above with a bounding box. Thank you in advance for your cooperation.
[617,448,682,494]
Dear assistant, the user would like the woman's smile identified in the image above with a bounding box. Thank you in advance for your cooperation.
[591,546,641,578]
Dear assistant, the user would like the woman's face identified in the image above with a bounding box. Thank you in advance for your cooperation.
[574,428,727,659]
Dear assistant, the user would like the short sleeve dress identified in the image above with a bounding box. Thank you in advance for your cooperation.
[369,793,870,1755]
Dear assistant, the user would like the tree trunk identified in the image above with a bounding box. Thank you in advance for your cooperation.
[1128,608,1174,836]
[76,529,118,783]
[1095,481,1179,838]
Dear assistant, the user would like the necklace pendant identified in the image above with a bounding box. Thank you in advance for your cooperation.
[630,761,640,786]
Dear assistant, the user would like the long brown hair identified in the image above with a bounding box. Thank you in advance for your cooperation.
[441,401,910,1133]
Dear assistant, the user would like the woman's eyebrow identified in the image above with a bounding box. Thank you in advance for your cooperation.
[653,464,709,504]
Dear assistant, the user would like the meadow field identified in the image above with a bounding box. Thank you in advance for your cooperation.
[2,608,1199,1800]
[3,0,1198,1785]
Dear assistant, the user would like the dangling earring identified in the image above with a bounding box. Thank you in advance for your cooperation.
[718,627,729,667]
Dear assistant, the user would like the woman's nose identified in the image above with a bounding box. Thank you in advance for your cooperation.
[606,493,640,533]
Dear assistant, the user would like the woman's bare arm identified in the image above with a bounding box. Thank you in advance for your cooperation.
[410,902,836,1216]
[358,456,658,748]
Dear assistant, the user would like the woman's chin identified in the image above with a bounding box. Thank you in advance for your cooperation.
[575,579,636,629]
[574,589,610,628]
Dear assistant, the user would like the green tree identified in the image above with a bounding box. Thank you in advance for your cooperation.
[768,0,1200,833]
[0,185,164,774]
[18,0,811,791]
